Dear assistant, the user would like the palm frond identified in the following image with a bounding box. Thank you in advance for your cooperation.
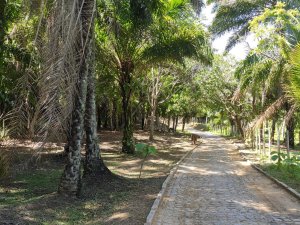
[247,96,286,131]
[290,43,300,103]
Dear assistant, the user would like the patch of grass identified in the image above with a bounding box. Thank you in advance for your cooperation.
[261,164,300,193]
[0,169,61,206]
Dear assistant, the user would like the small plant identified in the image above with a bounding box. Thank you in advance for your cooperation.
[271,151,300,175]
[135,143,157,180]
[283,154,300,175]
[271,151,286,167]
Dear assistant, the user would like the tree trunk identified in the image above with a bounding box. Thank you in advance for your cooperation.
[175,116,178,132]
[182,117,186,132]
[271,118,276,144]
[58,0,94,196]
[149,106,156,141]
[172,117,175,130]
[141,106,145,130]
[234,116,244,139]
[287,118,295,148]
[119,61,135,154]
[84,56,109,176]
[285,103,295,148]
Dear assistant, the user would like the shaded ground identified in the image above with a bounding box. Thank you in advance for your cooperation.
[0,130,194,225]
[153,130,300,224]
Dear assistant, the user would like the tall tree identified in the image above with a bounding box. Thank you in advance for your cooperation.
[58,0,96,196]
[97,0,212,153]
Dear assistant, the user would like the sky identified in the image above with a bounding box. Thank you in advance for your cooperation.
[200,3,257,61]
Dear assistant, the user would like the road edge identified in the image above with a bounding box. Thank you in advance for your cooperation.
[234,143,300,201]
[144,144,197,225]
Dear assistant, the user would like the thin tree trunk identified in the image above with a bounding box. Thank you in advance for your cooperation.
[285,103,295,148]
[149,106,156,141]
[287,118,295,148]
[182,117,186,132]
[119,61,135,154]
[172,117,175,130]
[271,118,276,144]
[141,108,145,130]
[175,116,178,132]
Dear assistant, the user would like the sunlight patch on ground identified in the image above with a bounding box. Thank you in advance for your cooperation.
[106,212,129,222]
[84,202,100,210]
[233,200,273,213]
[147,159,171,165]
[178,165,223,175]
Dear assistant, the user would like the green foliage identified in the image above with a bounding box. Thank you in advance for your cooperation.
[263,163,300,192]
[271,151,300,175]
[211,0,300,51]
[270,151,286,166]
[135,142,157,179]
[135,143,157,157]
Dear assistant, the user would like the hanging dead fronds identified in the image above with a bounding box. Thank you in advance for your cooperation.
[283,104,297,125]
[247,96,286,132]
[231,86,242,103]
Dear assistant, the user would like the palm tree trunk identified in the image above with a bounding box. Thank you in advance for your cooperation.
[271,118,276,144]
[149,105,156,141]
[119,61,135,154]
[58,0,94,196]
[287,118,295,148]
[285,103,295,148]
[84,61,109,176]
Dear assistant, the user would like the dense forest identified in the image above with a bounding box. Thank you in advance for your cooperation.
[0,0,300,224]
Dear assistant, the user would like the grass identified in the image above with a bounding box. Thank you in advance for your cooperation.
[0,169,61,206]
[261,164,300,193]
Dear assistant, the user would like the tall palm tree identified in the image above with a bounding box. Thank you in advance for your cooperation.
[231,3,300,146]
[97,0,212,153]
[54,0,96,196]
[210,0,300,51]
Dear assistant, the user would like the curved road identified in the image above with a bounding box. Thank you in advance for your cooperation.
[152,131,300,225]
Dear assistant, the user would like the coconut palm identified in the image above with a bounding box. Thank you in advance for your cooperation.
[97,0,212,153]
[231,3,300,146]
[43,0,97,196]
[210,0,300,51]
